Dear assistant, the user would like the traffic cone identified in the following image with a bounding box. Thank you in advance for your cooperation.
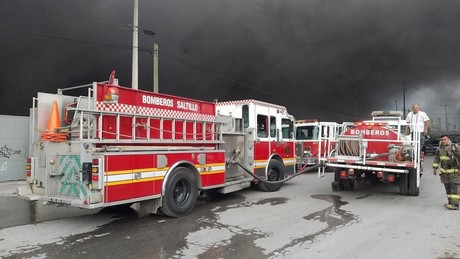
[41,101,66,142]
[47,101,61,131]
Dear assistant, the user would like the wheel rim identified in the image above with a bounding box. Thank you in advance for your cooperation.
[173,179,190,206]
[267,168,280,181]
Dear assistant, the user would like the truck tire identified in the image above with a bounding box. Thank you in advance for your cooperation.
[398,173,409,195]
[257,160,285,192]
[160,167,198,217]
[332,168,344,191]
[342,179,355,191]
[409,169,420,196]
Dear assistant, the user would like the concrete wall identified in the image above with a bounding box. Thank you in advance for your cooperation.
[0,115,29,181]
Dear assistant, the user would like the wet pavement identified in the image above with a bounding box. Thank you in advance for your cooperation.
[1,156,460,258]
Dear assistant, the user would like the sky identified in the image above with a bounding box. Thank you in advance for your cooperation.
[1,0,459,132]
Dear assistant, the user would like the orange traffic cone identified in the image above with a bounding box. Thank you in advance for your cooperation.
[47,101,61,131]
[41,101,66,142]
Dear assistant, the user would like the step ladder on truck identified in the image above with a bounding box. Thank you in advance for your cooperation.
[24,71,297,217]
[318,111,423,196]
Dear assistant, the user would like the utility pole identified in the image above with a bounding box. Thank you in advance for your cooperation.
[354,87,358,120]
[132,0,139,90]
[394,100,398,111]
[153,43,159,93]
[141,30,159,93]
[397,80,410,117]
[441,104,449,131]
[403,83,405,116]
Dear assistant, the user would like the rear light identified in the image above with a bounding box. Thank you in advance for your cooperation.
[387,174,395,182]
[340,170,347,179]
[348,168,354,176]
[26,157,33,179]
[92,174,99,182]
[376,171,384,178]
[91,158,103,190]
[104,86,119,103]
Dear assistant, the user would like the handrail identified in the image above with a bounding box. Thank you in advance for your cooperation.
[57,81,108,94]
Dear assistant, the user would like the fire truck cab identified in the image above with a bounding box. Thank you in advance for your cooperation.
[217,99,296,191]
[295,120,345,170]
[24,74,296,217]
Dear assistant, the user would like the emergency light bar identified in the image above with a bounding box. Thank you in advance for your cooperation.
[354,121,388,126]
[371,111,403,117]
[104,86,120,103]
[295,119,318,124]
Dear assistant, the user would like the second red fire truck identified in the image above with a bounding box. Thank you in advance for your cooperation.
[24,72,296,217]
[319,111,422,196]
[295,119,349,171]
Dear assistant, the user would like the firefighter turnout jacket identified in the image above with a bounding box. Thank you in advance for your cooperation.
[433,142,460,179]
[433,141,460,209]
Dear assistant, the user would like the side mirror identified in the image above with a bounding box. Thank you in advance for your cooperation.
[277,129,284,143]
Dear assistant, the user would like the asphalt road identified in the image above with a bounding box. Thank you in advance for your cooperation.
[0,156,459,259]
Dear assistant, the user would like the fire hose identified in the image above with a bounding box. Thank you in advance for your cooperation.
[338,140,360,156]
[232,161,322,184]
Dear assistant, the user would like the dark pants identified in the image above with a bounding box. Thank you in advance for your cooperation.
[418,133,425,150]
[410,132,425,155]
[441,174,460,207]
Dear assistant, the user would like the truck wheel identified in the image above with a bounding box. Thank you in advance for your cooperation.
[398,173,409,195]
[342,179,355,191]
[257,160,285,192]
[409,169,420,196]
[332,168,344,191]
[160,167,198,217]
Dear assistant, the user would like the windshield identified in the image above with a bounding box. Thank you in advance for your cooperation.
[296,125,317,140]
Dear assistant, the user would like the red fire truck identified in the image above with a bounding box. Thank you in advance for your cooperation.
[319,111,422,196]
[295,120,348,170]
[24,73,296,217]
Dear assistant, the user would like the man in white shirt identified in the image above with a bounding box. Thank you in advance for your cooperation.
[405,103,430,148]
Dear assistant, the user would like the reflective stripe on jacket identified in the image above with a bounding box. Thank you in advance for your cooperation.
[440,168,460,174]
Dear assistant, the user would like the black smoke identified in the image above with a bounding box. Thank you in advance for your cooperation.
[1,0,459,128]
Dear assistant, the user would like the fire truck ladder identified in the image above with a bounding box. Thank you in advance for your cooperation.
[66,107,224,146]
[31,84,224,148]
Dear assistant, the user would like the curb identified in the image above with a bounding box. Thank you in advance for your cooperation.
[0,180,28,196]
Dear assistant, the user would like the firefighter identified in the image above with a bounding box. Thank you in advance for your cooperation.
[433,134,460,210]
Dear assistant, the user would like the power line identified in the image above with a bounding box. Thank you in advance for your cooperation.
[0,10,365,120]
[139,30,273,73]
[0,28,280,98]
[159,51,275,97]
[0,29,133,50]
[246,0,272,13]
[237,0,266,15]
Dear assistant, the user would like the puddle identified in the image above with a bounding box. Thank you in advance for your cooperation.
[268,194,359,257]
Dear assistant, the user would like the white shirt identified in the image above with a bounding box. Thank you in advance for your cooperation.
[406,111,429,133]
